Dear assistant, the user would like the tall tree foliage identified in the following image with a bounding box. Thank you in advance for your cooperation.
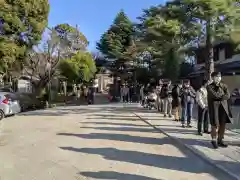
[137,5,184,80]
[136,0,240,80]
[59,52,96,83]
[97,10,134,78]
[0,0,50,79]
[166,0,240,79]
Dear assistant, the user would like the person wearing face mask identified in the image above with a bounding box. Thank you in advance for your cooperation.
[207,72,233,149]
[180,79,196,128]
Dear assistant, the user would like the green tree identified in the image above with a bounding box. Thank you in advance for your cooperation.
[97,10,135,97]
[58,59,79,83]
[97,10,134,74]
[166,0,240,79]
[137,5,184,81]
[59,52,96,83]
[0,0,50,80]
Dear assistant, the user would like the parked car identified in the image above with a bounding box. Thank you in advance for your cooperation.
[0,92,21,120]
[14,93,45,112]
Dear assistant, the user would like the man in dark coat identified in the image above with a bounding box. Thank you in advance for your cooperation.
[207,72,233,149]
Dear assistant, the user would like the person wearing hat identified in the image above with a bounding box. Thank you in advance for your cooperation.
[180,79,196,127]
[207,72,233,149]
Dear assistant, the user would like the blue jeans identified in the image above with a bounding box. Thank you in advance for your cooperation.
[181,102,193,125]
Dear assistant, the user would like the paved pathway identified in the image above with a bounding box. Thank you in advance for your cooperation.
[134,104,240,180]
[0,103,235,180]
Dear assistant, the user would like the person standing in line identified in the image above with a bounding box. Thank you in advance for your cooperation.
[129,84,134,103]
[87,84,95,104]
[140,84,144,105]
[180,79,196,128]
[196,79,210,135]
[161,80,173,118]
[77,84,81,99]
[123,84,129,103]
[120,84,124,102]
[142,83,150,107]
[135,83,140,103]
[207,72,232,149]
[172,80,182,121]
[157,80,164,112]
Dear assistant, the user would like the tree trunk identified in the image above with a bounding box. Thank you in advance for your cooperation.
[32,77,49,96]
[205,19,214,80]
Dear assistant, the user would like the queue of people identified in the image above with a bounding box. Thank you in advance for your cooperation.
[140,71,232,149]
[120,84,140,103]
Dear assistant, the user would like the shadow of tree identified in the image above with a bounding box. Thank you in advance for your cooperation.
[60,146,234,179]
[79,171,160,180]
[81,121,147,127]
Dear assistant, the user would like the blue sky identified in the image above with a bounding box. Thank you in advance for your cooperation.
[48,0,165,51]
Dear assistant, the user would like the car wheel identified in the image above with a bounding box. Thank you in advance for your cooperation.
[0,110,5,121]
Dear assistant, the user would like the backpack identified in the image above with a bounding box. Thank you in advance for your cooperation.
[160,85,168,98]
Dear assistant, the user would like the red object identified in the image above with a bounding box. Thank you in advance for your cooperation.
[2,97,8,104]
[108,95,113,101]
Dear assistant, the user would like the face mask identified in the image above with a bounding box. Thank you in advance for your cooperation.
[213,76,221,84]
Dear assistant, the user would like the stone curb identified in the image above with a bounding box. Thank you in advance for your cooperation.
[134,113,240,180]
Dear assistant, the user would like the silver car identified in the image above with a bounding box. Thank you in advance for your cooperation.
[0,92,21,120]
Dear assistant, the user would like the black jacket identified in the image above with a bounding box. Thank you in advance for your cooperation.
[207,82,232,126]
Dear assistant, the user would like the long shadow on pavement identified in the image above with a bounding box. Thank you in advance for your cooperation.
[81,122,148,127]
[80,126,159,133]
[60,146,234,179]
[58,132,212,148]
[79,171,160,180]
[80,125,198,135]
